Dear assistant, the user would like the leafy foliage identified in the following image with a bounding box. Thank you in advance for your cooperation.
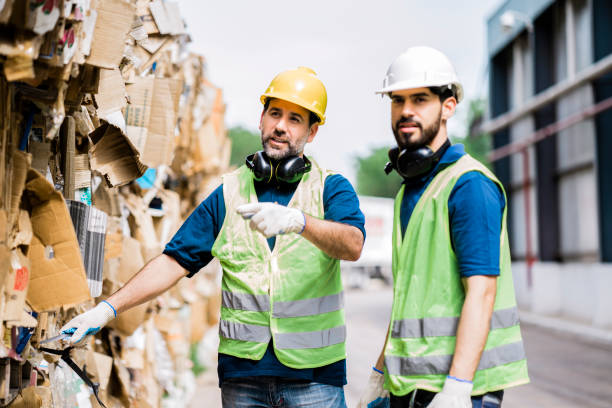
[228,126,262,167]
[354,146,403,198]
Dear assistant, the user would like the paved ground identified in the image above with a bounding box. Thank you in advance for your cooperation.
[190,283,612,407]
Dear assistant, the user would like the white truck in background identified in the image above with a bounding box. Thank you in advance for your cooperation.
[342,195,394,289]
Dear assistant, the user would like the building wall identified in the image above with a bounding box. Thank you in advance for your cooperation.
[488,0,612,325]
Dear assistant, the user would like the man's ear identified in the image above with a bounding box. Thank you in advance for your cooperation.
[307,123,319,143]
[441,97,457,121]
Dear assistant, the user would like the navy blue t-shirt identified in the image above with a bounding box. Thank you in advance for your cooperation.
[400,144,505,277]
[163,173,365,387]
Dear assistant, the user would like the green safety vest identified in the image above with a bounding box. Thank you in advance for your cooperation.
[211,160,346,369]
[384,154,529,396]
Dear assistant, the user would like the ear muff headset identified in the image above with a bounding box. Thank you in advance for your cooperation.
[384,139,451,179]
[246,151,312,184]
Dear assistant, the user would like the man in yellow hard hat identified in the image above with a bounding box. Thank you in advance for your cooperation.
[61,67,365,407]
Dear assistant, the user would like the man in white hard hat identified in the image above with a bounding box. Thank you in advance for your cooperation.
[357,46,529,408]
[62,67,365,407]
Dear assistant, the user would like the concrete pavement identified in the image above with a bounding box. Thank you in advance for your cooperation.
[189,283,612,407]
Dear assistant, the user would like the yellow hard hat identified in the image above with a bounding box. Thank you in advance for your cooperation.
[260,67,327,125]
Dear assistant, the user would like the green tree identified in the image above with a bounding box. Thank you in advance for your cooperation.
[228,126,262,167]
[354,146,403,198]
[451,99,491,169]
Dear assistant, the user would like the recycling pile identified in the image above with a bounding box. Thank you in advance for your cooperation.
[0,1,230,406]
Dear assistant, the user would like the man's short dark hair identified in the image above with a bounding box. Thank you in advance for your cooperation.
[263,98,320,127]
[428,86,456,103]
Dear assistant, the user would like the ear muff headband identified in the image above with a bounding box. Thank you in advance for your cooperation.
[384,139,451,179]
[246,151,311,184]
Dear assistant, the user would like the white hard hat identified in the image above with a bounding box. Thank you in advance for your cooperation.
[377,46,464,103]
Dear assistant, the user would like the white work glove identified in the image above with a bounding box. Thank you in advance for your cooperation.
[356,369,389,408]
[427,376,473,408]
[236,203,306,238]
[60,300,117,345]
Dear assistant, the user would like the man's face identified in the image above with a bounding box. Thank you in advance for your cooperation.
[390,87,443,151]
[259,98,318,160]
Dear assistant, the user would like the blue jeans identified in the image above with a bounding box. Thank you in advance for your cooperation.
[221,376,347,408]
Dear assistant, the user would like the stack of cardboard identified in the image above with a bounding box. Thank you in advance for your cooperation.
[0,1,229,406]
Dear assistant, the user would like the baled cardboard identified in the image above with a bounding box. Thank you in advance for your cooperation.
[3,55,35,82]
[4,249,30,322]
[8,151,31,234]
[9,209,32,249]
[149,0,184,35]
[0,210,6,245]
[25,0,60,35]
[108,236,149,335]
[124,194,160,261]
[94,68,127,120]
[86,0,136,69]
[136,0,159,35]
[28,141,51,176]
[73,106,95,137]
[124,76,182,167]
[88,121,147,187]
[189,299,208,344]
[73,154,90,190]
[23,169,91,312]
[86,350,113,390]
[0,0,13,24]
[92,182,121,217]
[104,233,122,261]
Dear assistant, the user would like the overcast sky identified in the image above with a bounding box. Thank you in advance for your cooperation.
[179,0,503,182]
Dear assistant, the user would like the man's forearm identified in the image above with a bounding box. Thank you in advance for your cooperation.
[107,254,189,314]
[449,275,497,380]
[300,214,363,261]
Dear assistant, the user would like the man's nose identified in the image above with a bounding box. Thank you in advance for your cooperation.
[274,116,288,133]
[400,101,416,117]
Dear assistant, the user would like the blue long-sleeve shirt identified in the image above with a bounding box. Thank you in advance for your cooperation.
[399,143,505,277]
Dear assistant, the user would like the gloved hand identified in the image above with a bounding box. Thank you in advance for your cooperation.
[427,376,473,408]
[60,300,117,345]
[236,203,306,238]
[356,369,389,408]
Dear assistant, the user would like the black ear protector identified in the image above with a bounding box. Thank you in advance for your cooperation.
[384,139,451,179]
[246,151,312,184]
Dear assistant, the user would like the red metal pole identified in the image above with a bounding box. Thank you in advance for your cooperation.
[522,148,535,287]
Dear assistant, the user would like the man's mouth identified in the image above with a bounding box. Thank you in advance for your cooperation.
[397,121,421,133]
[267,137,288,147]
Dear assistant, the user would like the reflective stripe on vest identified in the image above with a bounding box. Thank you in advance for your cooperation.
[391,307,520,338]
[219,320,271,343]
[385,341,526,376]
[219,320,346,350]
[222,290,344,318]
[222,290,270,312]
[275,326,346,349]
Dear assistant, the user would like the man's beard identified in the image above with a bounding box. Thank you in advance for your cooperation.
[393,109,442,151]
[262,132,301,160]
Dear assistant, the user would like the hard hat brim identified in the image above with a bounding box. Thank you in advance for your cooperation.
[260,92,326,125]
[376,80,464,103]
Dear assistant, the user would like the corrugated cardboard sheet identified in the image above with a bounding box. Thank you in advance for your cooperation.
[23,169,91,311]
[89,121,147,187]
[125,76,182,167]
[86,0,136,69]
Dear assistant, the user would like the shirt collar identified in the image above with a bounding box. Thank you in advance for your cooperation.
[403,143,466,187]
